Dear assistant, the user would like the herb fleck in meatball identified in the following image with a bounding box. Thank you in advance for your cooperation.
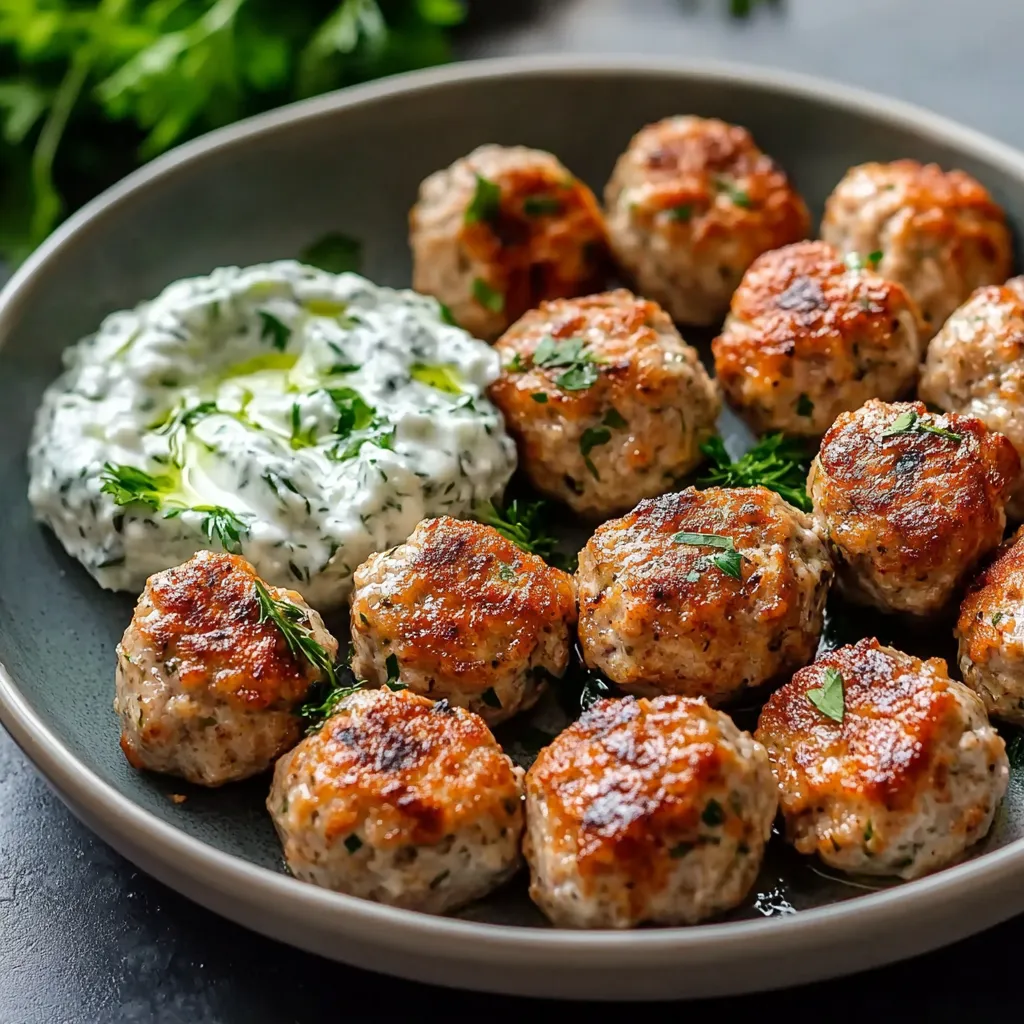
[821,160,1012,338]
[604,116,810,326]
[920,278,1024,517]
[350,517,577,725]
[713,241,925,437]
[957,526,1024,725]
[808,399,1019,616]
[756,639,1008,879]
[115,550,337,786]
[409,144,608,340]
[488,289,720,518]
[525,695,777,928]
[575,487,832,705]
[268,688,524,913]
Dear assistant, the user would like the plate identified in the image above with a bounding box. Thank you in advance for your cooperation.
[3,56,1024,1001]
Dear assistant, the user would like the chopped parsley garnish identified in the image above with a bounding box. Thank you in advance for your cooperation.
[993,612,1006,627]
[164,504,248,555]
[475,498,574,571]
[712,175,751,207]
[844,250,883,273]
[258,311,290,351]
[472,277,504,313]
[464,173,502,226]
[864,821,874,843]
[100,463,170,510]
[796,393,814,417]
[254,578,338,688]
[289,402,318,449]
[701,799,725,826]
[667,203,693,222]
[505,352,525,372]
[673,531,744,582]
[481,687,502,708]
[807,666,845,723]
[523,195,562,216]
[344,834,363,854]
[411,362,462,395]
[531,392,549,403]
[532,336,602,392]
[579,408,627,479]
[385,653,400,686]
[697,434,812,512]
[498,562,516,582]
[325,387,375,436]
[299,232,362,274]
[437,302,459,327]
[881,409,962,443]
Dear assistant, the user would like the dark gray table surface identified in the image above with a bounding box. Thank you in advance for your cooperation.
[4,2,1023,1020]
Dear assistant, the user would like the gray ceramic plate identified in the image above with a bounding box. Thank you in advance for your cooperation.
[3,56,1024,1001]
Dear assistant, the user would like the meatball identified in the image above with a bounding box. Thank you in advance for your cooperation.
[576,487,832,704]
[712,241,925,437]
[755,639,1008,879]
[268,688,524,913]
[957,526,1024,725]
[409,144,607,340]
[488,290,720,517]
[808,399,1019,616]
[603,116,810,326]
[821,160,1012,338]
[524,694,777,928]
[350,517,577,725]
[114,550,337,786]
[920,278,1024,517]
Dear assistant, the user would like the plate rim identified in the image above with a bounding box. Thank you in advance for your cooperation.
[3,52,1024,974]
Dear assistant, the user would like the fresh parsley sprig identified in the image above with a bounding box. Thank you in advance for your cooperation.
[464,173,502,226]
[476,498,576,573]
[253,578,338,688]
[807,666,845,723]
[697,435,812,512]
[100,463,171,511]
[672,531,744,581]
[880,409,962,443]
[532,336,603,393]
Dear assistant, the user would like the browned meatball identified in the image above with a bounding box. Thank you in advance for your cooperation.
[524,695,777,928]
[488,290,720,518]
[409,144,608,340]
[350,517,577,725]
[920,277,1024,518]
[821,160,1012,338]
[268,688,524,913]
[712,241,925,436]
[114,551,337,786]
[575,487,832,705]
[604,116,811,325]
[957,525,1024,725]
[808,399,1019,615]
[756,639,1008,879]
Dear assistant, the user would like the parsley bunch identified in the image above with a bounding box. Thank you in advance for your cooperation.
[697,434,813,512]
[0,0,466,262]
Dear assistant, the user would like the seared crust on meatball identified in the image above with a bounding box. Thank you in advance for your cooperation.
[756,639,1008,879]
[350,517,577,725]
[808,399,1019,616]
[114,551,337,786]
[409,144,608,340]
[957,526,1024,725]
[489,290,720,517]
[268,688,524,913]
[576,487,832,704]
[524,695,777,928]
[713,241,925,436]
[604,116,811,326]
[920,278,1024,517]
[821,160,1012,338]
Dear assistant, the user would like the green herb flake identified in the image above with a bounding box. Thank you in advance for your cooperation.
[673,532,744,582]
[807,666,845,723]
[532,336,603,393]
[880,409,962,443]
[523,195,562,216]
[701,799,725,827]
[344,834,363,854]
[258,311,291,351]
[254,578,337,687]
[796,393,814,417]
[163,504,248,555]
[864,820,874,843]
[602,407,627,429]
[464,173,502,226]
[299,233,362,274]
[472,277,504,313]
[505,352,525,372]
[712,175,751,207]
[411,362,462,395]
[531,392,549,403]
[580,426,611,479]
[497,562,516,582]
[697,434,812,512]
[993,612,1006,627]
[481,687,502,708]
[666,204,693,222]
[437,302,459,327]
[845,250,883,273]
[99,463,170,510]
[385,653,400,685]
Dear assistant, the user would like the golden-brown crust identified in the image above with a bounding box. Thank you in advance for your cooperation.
[490,290,690,426]
[958,527,1024,667]
[755,639,960,808]
[351,517,576,682]
[814,399,1019,578]
[287,689,521,846]
[136,550,327,710]
[527,696,747,888]
[618,117,811,244]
